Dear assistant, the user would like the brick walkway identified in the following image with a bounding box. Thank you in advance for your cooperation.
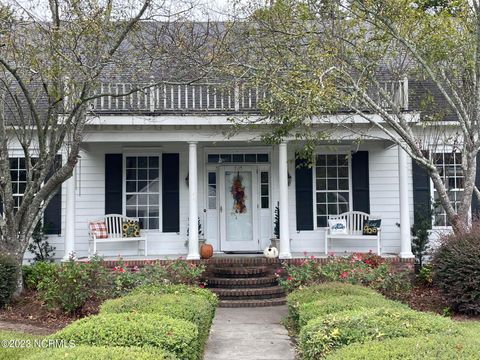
[204,306,295,360]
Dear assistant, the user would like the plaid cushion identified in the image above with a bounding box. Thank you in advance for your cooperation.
[89,221,109,239]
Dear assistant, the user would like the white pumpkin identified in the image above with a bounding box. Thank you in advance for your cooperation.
[263,246,279,258]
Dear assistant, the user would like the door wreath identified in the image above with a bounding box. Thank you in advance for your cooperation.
[231,172,247,214]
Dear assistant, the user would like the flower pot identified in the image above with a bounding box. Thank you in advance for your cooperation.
[200,243,213,259]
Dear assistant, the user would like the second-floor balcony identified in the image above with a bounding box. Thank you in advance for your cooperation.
[90,79,409,115]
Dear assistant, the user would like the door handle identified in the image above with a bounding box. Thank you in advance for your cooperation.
[219,205,223,213]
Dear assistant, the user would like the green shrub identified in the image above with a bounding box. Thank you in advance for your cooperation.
[38,257,111,313]
[298,307,458,359]
[101,293,214,349]
[52,313,198,360]
[130,283,218,308]
[22,261,57,290]
[297,294,407,331]
[0,330,42,360]
[25,346,176,360]
[432,227,480,314]
[287,283,381,326]
[139,259,206,286]
[0,254,19,307]
[325,334,480,360]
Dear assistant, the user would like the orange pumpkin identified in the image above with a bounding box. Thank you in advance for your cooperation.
[200,243,213,259]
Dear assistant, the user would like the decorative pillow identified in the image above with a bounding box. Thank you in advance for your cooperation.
[363,219,382,236]
[122,220,141,238]
[89,221,108,239]
[328,219,347,234]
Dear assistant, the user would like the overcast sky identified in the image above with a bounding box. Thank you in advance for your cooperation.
[11,0,249,21]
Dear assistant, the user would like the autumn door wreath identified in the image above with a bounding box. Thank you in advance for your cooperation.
[231,172,247,214]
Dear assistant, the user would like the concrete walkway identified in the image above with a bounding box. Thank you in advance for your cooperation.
[204,306,296,360]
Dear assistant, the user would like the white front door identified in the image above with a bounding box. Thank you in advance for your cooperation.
[219,166,259,251]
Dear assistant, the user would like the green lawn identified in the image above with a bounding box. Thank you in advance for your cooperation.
[0,330,44,360]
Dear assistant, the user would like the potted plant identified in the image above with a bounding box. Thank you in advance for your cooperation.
[270,203,280,249]
[185,218,213,259]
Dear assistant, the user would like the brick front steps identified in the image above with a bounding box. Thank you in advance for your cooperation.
[204,261,286,307]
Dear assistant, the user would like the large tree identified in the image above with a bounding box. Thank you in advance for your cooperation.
[0,0,220,291]
[226,0,478,233]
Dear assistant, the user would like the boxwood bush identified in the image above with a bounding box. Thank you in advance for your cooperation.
[325,334,480,360]
[26,346,176,360]
[298,307,458,359]
[130,283,218,308]
[51,313,198,360]
[100,293,214,349]
[432,228,480,314]
[287,283,382,326]
[297,294,408,331]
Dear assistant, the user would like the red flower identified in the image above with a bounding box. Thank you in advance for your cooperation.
[303,251,308,257]
[339,271,348,279]
[199,284,205,288]
[124,263,129,268]
[119,268,125,273]
[310,255,315,260]
[287,276,293,281]
[113,266,119,271]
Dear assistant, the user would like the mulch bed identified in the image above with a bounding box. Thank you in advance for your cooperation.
[408,284,449,315]
[0,290,101,333]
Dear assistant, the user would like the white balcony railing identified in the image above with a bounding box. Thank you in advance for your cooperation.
[90,80,408,114]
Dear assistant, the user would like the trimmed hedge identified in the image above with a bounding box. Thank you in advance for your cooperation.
[26,346,176,360]
[130,284,218,308]
[298,307,458,359]
[0,330,42,360]
[325,334,480,360]
[287,283,382,326]
[100,293,214,350]
[297,294,408,331]
[51,313,198,360]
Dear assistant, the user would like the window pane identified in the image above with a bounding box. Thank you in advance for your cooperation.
[220,154,232,163]
[338,178,349,190]
[316,167,326,179]
[149,169,159,180]
[316,192,326,203]
[338,166,348,177]
[317,216,327,227]
[138,157,148,168]
[327,179,337,190]
[327,167,337,177]
[326,155,337,166]
[208,154,219,163]
[338,155,348,166]
[261,197,269,209]
[261,171,268,183]
[208,185,216,196]
[261,184,269,196]
[126,169,136,180]
[126,157,136,168]
[257,154,269,162]
[208,172,216,184]
[148,157,159,167]
[317,204,326,215]
[138,169,147,180]
[316,155,326,166]
[149,218,159,229]
[208,197,216,209]
[149,194,159,205]
[316,178,326,190]
[126,181,136,192]
[245,154,256,162]
[233,154,244,162]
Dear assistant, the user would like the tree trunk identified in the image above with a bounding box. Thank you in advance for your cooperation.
[0,233,27,296]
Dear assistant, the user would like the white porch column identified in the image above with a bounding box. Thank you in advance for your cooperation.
[398,146,414,258]
[278,142,292,259]
[63,169,75,261]
[187,141,200,260]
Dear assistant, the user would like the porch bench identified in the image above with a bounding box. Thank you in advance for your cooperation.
[325,211,381,255]
[88,214,147,258]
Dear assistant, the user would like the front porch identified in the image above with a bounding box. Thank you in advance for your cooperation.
[54,133,415,262]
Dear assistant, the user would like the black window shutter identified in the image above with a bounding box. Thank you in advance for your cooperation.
[412,159,431,224]
[295,158,314,230]
[351,151,370,213]
[162,153,180,232]
[105,154,123,215]
[44,155,62,235]
[472,155,480,219]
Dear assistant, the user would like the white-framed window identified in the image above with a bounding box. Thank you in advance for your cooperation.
[207,171,217,210]
[315,154,351,228]
[260,171,270,209]
[9,158,27,211]
[431,152,464,227]
[124,155,161,230]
